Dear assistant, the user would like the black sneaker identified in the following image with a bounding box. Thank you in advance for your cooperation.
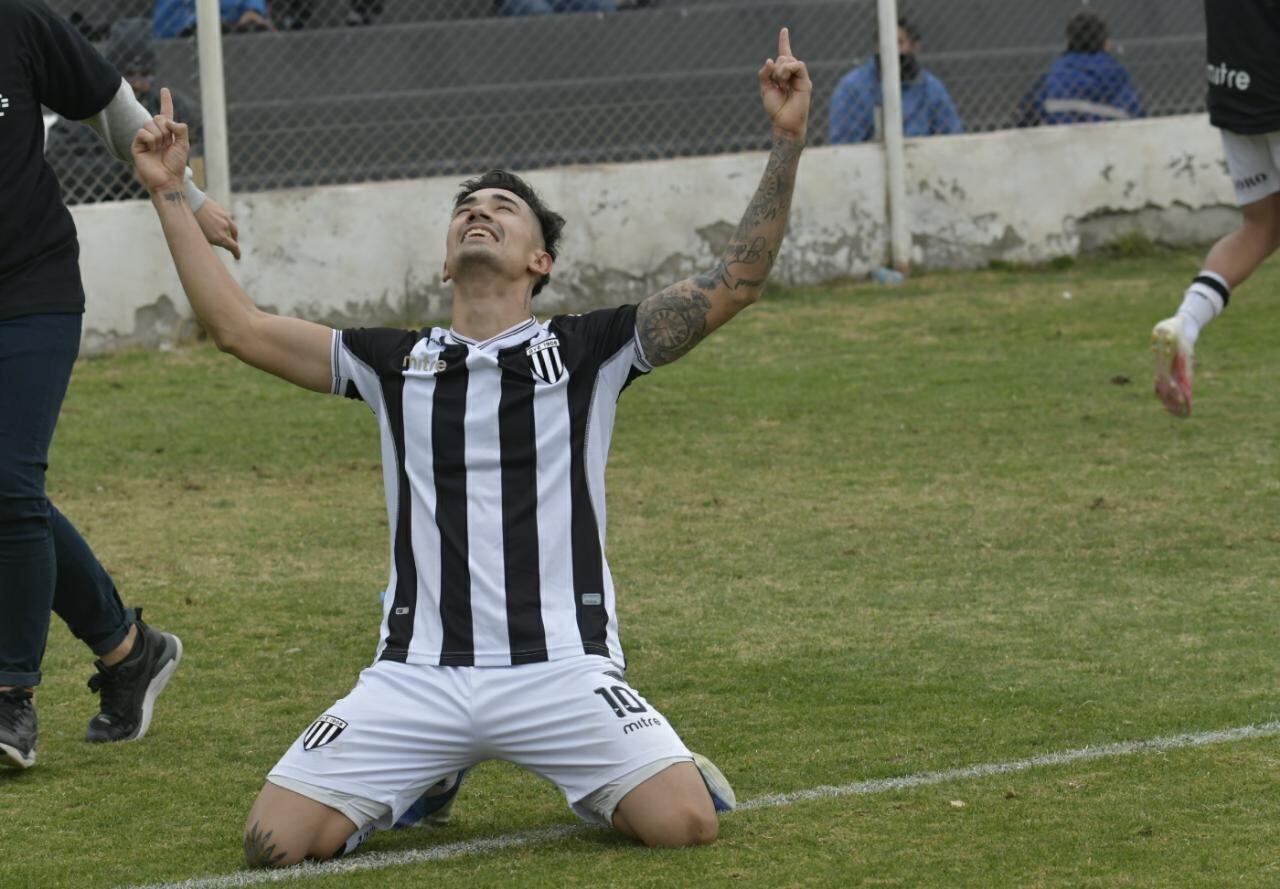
[85,613,183,743]
[0,687,37,768]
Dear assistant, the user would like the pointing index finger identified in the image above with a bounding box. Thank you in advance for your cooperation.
[160,87,174,120]
[778,26,791,58]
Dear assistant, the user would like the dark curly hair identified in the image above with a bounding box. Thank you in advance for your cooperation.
[897,16,921,44]
[454,170,566,296]
[1066,10,1108,54]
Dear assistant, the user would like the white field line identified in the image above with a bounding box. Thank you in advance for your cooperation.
[121,720,1280,889]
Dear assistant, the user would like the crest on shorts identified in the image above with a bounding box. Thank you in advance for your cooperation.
[302,714,348,751]
[526,337,564,384]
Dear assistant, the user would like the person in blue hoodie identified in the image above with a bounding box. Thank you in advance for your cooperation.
[152,0,270,39]
[1016,9,1144,127]
[829,16,963,144]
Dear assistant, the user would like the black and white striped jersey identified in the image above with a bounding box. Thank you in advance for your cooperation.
[331,305,652,669]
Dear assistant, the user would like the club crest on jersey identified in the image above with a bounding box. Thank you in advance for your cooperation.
[526,337,564,384]
[301,714,348,751]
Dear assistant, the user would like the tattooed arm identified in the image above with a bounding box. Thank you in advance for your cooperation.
[637,136,804,365]
[637,27,812,366]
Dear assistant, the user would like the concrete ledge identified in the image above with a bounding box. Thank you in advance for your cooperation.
[75,113,1235,352]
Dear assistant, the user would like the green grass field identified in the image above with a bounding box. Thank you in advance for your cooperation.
[5,249,1280,889]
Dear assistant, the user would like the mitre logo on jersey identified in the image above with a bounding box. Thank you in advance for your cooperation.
[526,337,564,384]
[402,353,448,374]
[1207,62,1251,92]
[301,714,348,751]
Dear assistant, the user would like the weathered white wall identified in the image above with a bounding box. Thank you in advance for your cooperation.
[74,113,1236,353]
[900,114,1236,268]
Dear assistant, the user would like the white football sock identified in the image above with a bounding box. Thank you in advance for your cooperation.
[1175,270,1230,345]
[338,823,375,858]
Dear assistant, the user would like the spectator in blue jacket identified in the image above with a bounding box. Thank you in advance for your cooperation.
[45,17,203,203]
[828,17,963,144]
[152,0,270,39]
[1016,10,1144,126]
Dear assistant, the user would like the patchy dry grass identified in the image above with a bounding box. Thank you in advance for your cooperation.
[5,250,1280,889]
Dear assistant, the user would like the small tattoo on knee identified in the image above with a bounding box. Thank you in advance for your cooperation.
[244,821,289,869]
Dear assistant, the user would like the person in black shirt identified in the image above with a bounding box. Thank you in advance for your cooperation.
[0,0,239,769]
[132,27,808,867]
[1151,0,1280,417]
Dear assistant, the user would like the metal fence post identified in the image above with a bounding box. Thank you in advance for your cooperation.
[877,0,909,273]
[196,0,231,210]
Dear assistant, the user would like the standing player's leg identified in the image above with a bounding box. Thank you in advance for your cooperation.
[0,312,83,768]
[50,513,183,743]
[1152,130,1280,416]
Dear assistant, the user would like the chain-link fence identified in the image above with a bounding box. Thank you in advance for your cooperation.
[42,0,1206,205]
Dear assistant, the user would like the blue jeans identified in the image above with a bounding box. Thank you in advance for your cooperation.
[0,313,133,687]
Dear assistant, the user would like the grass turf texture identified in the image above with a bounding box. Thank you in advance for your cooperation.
[4,249,1279,888]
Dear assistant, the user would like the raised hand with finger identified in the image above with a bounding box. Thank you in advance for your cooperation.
[758,27,812,142]
[132,88,241,258]
[131,87,191,198]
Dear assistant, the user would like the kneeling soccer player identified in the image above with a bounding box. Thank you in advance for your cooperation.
[132,27,810,866]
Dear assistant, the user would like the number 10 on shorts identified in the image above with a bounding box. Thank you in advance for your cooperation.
[594,685,649,718]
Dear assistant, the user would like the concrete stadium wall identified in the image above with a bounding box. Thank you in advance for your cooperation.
[75,113,1236,353]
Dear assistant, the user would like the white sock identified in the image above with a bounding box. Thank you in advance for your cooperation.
[338,823,375,858]
[1175,270,1230,345]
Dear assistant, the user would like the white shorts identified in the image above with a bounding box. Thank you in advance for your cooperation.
[1221,129,1280,206]
[267,656,693,830]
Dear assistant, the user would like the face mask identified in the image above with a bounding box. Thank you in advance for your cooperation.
[876,53,921,81]
[900,53,921,81]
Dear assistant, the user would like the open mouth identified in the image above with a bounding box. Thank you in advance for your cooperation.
[462,225,499,244]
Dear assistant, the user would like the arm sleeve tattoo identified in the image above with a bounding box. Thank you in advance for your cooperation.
[636,283,713,366]
[637,134,803,366]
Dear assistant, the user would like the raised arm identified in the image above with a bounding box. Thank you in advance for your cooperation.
[132,89,332,393]
[83,79,241,259]
[636,27,810,367]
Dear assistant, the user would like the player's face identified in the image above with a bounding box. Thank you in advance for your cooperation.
[444,188,548,288]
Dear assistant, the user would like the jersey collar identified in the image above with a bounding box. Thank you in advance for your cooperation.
[447,317,540,351]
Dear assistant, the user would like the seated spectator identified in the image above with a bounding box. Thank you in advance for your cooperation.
[66,9,111,41]
[111,19,200,126]
[45,18,201,204]
[153,0,271,39]
[275,0,382,29]
[502,0,618,14]
[828,17,963,144]
[1016,10,1144,126]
